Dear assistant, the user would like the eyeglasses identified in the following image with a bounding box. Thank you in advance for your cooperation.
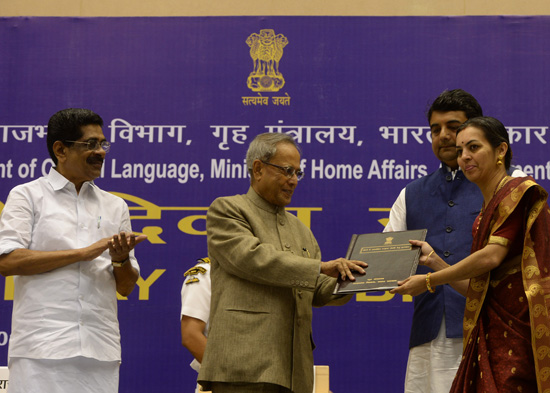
[261,160,304,181]
[65,139,111,153]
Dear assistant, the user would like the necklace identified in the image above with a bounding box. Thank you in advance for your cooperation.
[476,175,510,234]
[493,174,510,199]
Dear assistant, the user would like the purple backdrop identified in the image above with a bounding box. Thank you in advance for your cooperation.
[1,16,549,392]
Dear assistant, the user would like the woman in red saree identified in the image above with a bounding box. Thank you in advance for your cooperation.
[391,117,550,392]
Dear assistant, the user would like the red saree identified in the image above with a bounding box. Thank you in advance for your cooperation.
[450,177,550,393]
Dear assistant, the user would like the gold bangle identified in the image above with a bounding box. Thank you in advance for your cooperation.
[427,250,435,261]
[426,272,435,293]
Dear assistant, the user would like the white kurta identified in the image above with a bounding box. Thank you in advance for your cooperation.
[0,168,139,392]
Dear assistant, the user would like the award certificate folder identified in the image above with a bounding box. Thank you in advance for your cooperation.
[333,229,427,294]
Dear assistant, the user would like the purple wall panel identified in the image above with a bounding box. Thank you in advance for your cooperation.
[1,16,549,392]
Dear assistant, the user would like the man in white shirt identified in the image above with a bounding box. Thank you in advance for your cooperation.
[181,257,211,393]
[0,108,146,393]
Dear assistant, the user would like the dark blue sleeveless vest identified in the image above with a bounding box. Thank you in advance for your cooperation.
[405,166,482,348]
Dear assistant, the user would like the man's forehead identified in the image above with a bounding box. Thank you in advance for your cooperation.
[429,110,468,126]
[273,142,300,157]
[79,124,105,140]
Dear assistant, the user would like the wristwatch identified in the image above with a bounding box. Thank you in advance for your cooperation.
[111,257,129,268]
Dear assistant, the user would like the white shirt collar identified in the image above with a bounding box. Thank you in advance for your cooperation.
[46,167,96,192]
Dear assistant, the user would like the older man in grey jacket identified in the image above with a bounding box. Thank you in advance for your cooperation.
[198,132,366,393]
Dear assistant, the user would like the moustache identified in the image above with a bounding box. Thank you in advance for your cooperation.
[87,156,104,165]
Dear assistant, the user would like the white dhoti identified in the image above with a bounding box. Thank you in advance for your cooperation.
[404,315,463,393]
[8,356,120,393]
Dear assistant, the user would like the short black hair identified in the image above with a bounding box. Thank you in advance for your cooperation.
[427,89,483,123]
[456,116,513,170]
[47,108,104,165]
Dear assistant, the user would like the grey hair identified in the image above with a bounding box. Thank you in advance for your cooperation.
[246,132,301,174]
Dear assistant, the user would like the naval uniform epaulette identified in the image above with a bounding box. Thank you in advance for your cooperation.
[184,257,210,284]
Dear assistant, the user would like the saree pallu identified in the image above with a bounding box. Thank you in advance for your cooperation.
[451,177,550,393]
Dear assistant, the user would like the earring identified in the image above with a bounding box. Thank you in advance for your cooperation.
[496,156,503,166]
